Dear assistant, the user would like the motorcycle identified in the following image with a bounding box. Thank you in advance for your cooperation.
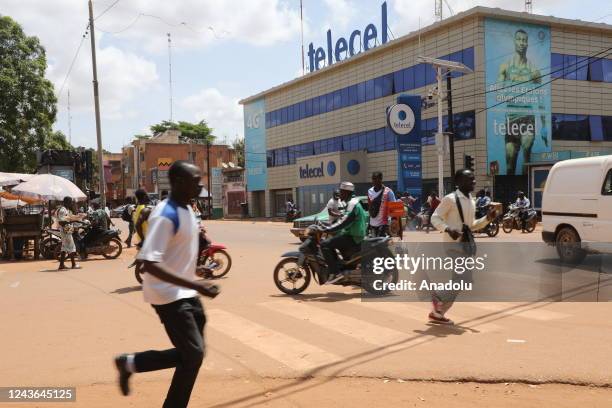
[73,221,123,259]
[502,204,537,233]
[272,225,398,296]
[415,206,434,233]
[133,226,231,284]
[41,227,62,260]
[285,209,301,222]
[474,205,500,237]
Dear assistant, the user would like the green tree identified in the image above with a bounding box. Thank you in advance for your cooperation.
[150,120,215,143]
[44,130,73,150]
[0,16,57,172]
[232,137,245,167]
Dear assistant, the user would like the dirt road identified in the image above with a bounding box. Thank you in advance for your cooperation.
[0,220,610,407]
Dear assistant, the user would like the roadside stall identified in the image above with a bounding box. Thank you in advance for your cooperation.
[0,174,86,260]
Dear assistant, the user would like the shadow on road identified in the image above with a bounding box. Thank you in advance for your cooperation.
[268,292,363,303]
[110,285,142,294]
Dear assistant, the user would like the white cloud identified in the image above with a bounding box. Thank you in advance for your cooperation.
[322,0,357,31]
[180,88,243,144]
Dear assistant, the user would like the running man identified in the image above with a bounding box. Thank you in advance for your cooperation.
[114,161,219,408]
[497,28,549,175]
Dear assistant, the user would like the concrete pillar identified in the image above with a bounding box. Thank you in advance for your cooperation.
[265,189,272,218]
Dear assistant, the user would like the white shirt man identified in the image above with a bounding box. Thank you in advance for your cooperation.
[367,186,396,227]
[136,199,199,305]
[431,189,489,243]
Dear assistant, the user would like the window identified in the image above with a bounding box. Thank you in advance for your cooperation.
[394,70,404,93]
[603,59,612,83]
[449,51,463,78]
[319,94,327,114]
[281,107,287,125]
[267,151,273,167]
[358,131,367,150]
[403,66,415,90]
[384,127,396,150]
[589,115,604,141]
[602,169,612,195]
[564,54,577,80]
[588,59,603,82]
[357,82,366,103]
[305,98,313,117]
[326,92,334,112]
[299,101,306,119]
[287,103,294,122]
[425,63,436,85]
[341,87,349,108]
[312,97,320,116]
[453,111,476,140]
[552,113,589,141]
[365,79,375,101]
[602,116,612,141]
[382,73,393,96]
[374,76,383,99]
[366,129,377,152]
[462,47,474,70]
[348,85,358,105]
[576,114,590,141]
[551,53,564,79]
[333,89,342,110]
[265,112,271,128]
[414,63,426,89]
[575,55,589,81]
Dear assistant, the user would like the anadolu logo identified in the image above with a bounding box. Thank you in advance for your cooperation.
[387,104,415,135]
[299,162,325,179]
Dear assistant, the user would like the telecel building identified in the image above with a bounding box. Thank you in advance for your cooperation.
[240,3,612,217]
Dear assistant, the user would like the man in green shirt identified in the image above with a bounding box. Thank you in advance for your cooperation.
[320,181,367,284]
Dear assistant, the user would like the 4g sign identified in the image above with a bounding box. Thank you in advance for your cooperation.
[246,111,262,129]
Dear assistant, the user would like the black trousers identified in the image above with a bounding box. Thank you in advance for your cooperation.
[134,297,206,408]
[369,224,389,237]
[320,234,358,279]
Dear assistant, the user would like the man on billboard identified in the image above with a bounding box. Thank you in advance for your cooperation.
[497,29,549,175]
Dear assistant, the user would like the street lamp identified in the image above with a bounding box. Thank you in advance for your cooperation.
[417,56,473,196]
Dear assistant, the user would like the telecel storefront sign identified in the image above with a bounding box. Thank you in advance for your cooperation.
[299,162,325,179]
[387,104,416,135]
[307,1,388,72]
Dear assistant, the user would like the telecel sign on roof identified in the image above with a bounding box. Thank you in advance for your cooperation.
[307,1,389,72]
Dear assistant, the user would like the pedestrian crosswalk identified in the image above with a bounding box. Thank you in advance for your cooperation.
[206,297,573,375]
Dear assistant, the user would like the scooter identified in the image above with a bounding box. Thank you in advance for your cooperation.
[474,205,500,237]
[74,221,123,259]
[41,227,62,260]
[272,225,398,296]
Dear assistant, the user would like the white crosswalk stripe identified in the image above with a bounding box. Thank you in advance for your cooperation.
[347,299,503,333]
[260,301,410,345]
[208,309,342,371]
[466,302,571,321]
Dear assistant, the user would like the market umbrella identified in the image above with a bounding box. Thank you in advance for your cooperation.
[11,174,87,201]
[0,172,35,187]
[1,197,27,209]
[0,187,41,204]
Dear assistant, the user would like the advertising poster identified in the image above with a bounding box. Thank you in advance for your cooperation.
[485,18,552,176]
[244,98,267,191]
[211,167,223,209]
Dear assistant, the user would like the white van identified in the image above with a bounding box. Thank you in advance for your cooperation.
[542,155,612,263]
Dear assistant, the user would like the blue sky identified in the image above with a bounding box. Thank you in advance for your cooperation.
[3,0,610,152]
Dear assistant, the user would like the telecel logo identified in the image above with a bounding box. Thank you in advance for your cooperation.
[299,162,324,179]
[387,103,416,135]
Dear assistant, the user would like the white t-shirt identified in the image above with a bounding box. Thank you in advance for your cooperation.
[136,199,199,305]
[326,198,346,223]
[367,186,396,227]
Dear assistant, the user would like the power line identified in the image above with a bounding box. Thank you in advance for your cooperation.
[57,24,89,99]
[96,12,142,34]
[94,0,121,20]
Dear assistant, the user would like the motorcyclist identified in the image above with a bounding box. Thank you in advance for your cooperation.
[515,191,531,232]
[475,189,491,218]
[79,201,113,258]
[285,198,298,222]
[319,181,367,284]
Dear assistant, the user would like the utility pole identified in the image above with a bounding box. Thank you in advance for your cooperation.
[88,0,106,208]
[207,140,212,219]
[446,72,456,177]
[168,32,173,122]
[67,89,72,144]
[300,0,305,74]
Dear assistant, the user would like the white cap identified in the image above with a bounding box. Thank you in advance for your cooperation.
[339,181,355,192]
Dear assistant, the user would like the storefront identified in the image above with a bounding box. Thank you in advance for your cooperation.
[241,4,612,218]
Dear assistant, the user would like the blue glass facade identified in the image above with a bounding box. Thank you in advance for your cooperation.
[552,113,612,141]
[551,53,612,82]
[267,110,476,167]
[265,47,475,129]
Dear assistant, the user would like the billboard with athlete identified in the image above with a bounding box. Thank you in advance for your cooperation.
[485,18,552,176]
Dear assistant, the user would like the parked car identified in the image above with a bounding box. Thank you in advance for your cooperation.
[541,155,612,263]
[290,196,409,241]
[110,204,128,218]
